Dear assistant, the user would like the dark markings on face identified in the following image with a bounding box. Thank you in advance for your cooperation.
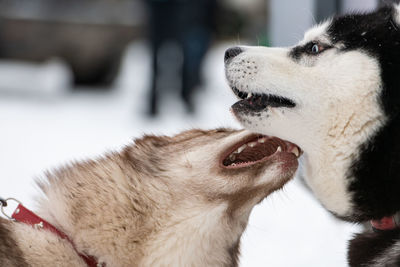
[289,41,333,61]
[328,6,400,117]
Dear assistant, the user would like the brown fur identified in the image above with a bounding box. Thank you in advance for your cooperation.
[0,129,297,266]
[0,218,29,267]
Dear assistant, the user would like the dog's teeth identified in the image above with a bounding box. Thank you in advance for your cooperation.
[258,137,267,143]
[248,142,257,148]
[290,147,300,157]
[231,163,237,166]
[276,146,282,152]
[247,93,252,99]
[229,154,236,161]
[237,144,247,153]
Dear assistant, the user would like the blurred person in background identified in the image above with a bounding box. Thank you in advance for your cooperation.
[147,0,217,116]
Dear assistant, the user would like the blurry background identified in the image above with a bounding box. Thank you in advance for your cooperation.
[0,0,389,266]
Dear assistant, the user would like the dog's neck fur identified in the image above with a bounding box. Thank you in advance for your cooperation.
[297,100,385,218]
[34,153,248,266]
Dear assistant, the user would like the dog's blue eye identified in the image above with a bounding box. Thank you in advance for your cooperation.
[311,44,320,53]
[309,43,330,55]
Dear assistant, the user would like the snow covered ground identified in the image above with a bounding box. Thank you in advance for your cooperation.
[0,41,360,266]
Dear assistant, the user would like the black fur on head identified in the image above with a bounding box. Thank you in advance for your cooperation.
[327,5,400,221]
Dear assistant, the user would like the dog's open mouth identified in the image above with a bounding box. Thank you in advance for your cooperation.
[221,134,301,169]
[232,87,296,112]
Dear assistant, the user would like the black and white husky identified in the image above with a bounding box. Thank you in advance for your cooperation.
[225,3,400,266]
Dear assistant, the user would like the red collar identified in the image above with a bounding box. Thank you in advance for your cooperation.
[10,203,102,267]
[370,213,400,231]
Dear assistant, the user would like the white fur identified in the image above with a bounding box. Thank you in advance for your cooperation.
[140,203,239,266]
[393,3,400,25]
[300,21,332,46]
[10,223,85,266]
[225,25,386,216]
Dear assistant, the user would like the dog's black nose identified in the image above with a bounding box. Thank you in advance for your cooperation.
[224,47,243,62]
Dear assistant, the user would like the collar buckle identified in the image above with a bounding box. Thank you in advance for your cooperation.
[0,198,21,220]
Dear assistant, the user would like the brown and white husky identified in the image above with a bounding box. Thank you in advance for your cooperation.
[0,128,300,267]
